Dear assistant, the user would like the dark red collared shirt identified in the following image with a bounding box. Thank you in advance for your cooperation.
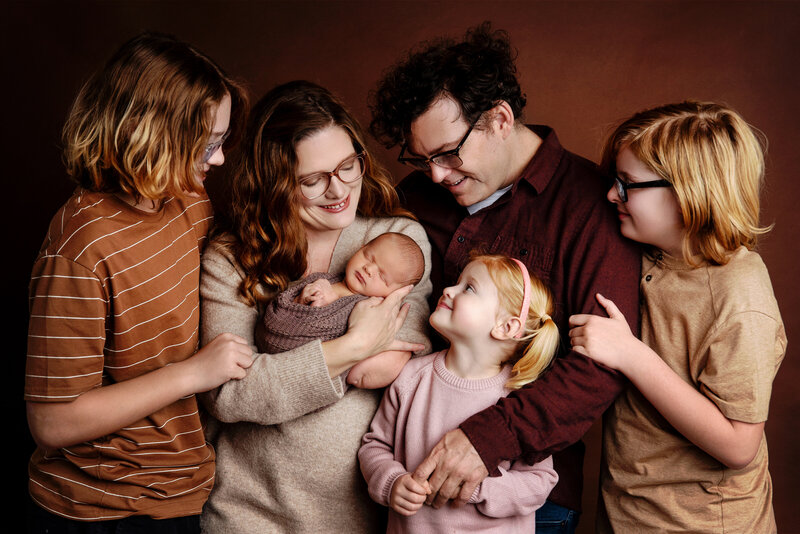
[397,125,641,511]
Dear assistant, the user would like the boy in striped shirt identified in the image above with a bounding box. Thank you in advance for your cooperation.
[25,33,251,533]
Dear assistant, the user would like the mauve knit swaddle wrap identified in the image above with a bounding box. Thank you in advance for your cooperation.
[258,272,367,354]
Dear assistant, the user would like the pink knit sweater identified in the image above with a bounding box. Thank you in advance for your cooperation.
[359,351,558,533]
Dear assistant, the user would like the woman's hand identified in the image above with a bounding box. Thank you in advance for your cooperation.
[347,285,423,357]
[347,350,412,389]
[321,285,424,377]
[568,293,645,372]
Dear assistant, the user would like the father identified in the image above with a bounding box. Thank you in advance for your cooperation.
[369,24,640,532]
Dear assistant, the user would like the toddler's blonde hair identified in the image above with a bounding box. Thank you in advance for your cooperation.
[470,253,559,390]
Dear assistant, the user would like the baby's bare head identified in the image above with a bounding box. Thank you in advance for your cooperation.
[372,232,425,287]
[344,232,425,298]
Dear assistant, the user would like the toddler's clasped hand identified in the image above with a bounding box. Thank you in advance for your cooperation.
[390,473,431,517]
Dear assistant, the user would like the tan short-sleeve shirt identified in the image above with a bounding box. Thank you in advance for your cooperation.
[600,247,786,533]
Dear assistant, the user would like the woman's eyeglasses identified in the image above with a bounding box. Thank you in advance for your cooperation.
[298,153,366,200]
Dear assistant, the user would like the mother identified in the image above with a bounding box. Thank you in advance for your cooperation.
[199,81,432,532]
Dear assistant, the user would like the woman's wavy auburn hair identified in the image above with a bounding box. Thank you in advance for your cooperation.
[62,32,247,201]
[225,80,414,305]
[601,101,771,265]
[470,253,560,390]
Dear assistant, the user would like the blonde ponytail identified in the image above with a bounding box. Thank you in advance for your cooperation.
[469,252,560,390]
[507,312,559,390]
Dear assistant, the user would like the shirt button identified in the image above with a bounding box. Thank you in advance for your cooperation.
[520,248,528,256]
[457,235,465,243]
[645,274,653,282]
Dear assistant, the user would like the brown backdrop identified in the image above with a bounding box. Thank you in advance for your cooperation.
[6,1,798,531]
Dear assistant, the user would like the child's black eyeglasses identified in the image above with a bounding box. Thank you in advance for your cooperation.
[614,175,672,203]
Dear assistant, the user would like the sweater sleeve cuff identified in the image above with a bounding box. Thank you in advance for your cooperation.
[382,470,408,506]
[276,339,344,408]
[460,406,522,476]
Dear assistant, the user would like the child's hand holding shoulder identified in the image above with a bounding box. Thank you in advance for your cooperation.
[568,293,649,373]
[390,472,431,517]
[296,278,336,307]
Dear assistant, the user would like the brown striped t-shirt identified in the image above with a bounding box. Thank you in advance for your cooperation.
[25,189,215,520]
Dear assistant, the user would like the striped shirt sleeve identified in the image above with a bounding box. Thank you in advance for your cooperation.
[26,254,107,401]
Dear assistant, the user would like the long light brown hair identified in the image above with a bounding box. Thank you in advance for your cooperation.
[62,32,247,201]
[601,101,770,265]
[224,81,414,305]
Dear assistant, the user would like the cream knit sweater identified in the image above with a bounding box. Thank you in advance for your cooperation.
[198,216,432,533]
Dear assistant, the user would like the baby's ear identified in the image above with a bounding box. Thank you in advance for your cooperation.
[491,316,523,341]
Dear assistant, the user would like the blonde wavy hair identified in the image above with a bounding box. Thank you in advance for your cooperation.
[223,81,414,305]
[471,253,560,390]
[601,100,771,265]
[62,32,247,201]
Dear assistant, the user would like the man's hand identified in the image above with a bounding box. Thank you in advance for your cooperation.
[412,428,489,508]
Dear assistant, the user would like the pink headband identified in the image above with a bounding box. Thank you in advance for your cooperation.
[510,258,531,338]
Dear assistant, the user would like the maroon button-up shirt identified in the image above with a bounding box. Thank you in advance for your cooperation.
[397,125,641,511]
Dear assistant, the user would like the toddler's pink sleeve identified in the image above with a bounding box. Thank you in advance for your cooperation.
[358,382,409,506]
[470,455,558,518]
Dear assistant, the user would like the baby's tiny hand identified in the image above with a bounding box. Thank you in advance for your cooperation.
[297,279,334,307]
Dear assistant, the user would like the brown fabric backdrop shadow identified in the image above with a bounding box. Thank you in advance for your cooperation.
[6,2,798,531]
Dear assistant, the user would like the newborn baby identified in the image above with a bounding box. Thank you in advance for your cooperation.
[258,232,425,388]
[297,231,424,306]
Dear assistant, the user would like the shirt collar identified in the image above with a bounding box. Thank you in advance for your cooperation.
[514,125,564,195]
[466,183,513,215]
[646,248,707,270]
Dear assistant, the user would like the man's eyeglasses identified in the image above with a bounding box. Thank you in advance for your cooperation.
[397,115,480,172]
[613,175,672,203]
[202,130,230,164]
[298,153,366,200]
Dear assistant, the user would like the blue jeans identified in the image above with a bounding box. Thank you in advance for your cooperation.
[536,500,580,534]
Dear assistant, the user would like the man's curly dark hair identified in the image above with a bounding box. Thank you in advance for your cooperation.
[369,22,526,149]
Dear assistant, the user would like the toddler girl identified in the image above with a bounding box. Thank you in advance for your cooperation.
[359,253,560,533]
[569,101,786,533]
